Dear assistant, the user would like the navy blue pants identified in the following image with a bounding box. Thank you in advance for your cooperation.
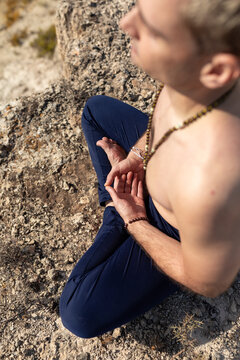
[60,96,181,338]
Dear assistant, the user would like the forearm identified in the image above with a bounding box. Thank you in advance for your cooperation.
[128,221,230,297]
[127,218,225,297]
[129,221,231,297]
[123,217,229,297]
[128,221,216,296]
[128,220,186,286]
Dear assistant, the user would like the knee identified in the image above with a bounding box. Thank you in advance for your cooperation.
[81,95,107,128]
[59,286,101,338]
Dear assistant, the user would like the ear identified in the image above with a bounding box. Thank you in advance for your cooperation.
[200,54,240,89]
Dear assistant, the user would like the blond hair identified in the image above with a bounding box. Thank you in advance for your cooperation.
[181,0,240,55]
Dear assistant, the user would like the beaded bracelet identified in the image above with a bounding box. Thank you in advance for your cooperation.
[130,146,144,160]
[124,217,149,229]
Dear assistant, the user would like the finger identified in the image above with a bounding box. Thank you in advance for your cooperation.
[105,185,119,203]
[131,173,138,196]
[114,174,126,192]
[105,158,128,186]
[114,175,122,192]
[113,176,119,190]
[105,167,120,186]
[125,172,133,193]
[137,180,144,199]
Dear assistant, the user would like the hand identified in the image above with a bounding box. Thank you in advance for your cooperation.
[105,172,147,224]
[105,155,145,187]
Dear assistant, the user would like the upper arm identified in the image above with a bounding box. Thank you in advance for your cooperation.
[173,175,240,297]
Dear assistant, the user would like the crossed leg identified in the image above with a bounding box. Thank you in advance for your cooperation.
[59,96,180,338]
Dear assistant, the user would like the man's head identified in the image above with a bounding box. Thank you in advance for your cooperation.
[181,0,240,56]
[120,0,240,92]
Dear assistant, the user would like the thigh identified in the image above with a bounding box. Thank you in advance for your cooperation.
[82,236,178,331]
[82,95,148,152]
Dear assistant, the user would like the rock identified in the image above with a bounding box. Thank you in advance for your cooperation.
[47,269,66,281]
[77,353,90,360]
[230,300,237,313]
[144,355,152,360]
[0,0,61,108]
[211,353,224,360]
[228,313,237,321]
[144,312,152,320]
[227,287,234,295]
[235,296,240,306]
[112,327,121,339]
[55,0,157,104]
[193,308,203,317]
[140,319,147,327]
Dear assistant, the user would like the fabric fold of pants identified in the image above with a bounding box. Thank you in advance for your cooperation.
[60,95,181,338]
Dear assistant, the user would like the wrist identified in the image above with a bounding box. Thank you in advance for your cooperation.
[124,216,149,229]
[129,146,144,161]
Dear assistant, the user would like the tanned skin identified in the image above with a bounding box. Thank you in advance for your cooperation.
[97,0,240,298]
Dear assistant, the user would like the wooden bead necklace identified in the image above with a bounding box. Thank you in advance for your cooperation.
[143,82,237,170]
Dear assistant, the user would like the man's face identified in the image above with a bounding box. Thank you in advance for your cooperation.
[120,0,204,90]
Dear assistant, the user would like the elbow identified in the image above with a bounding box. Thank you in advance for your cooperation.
[192,283,231,298]
[200,289,224,299]
[182,265,236,298]
[183,268,235,298]
[186,277,231,298]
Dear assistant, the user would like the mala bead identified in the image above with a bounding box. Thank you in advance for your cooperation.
[143,83,237,170]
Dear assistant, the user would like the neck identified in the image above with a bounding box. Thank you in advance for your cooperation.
[164,80,238,120]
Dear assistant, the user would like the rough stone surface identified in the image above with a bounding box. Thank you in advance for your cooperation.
[0,0,61,109]
[0,0,240,359]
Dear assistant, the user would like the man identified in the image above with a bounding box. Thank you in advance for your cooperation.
[60,0,240,338]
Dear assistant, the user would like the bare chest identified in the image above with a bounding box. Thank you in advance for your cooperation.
[145,87,240,229]
[145,100,202,228]
[145,129,185,228]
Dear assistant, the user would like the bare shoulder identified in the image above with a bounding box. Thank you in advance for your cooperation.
[173,116,240,237]
[174,107,240,214]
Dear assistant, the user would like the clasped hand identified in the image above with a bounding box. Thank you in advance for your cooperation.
[105,172,147,224]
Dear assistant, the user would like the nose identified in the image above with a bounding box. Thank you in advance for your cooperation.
[119,6,139,39]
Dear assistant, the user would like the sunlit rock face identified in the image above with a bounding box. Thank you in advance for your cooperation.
[55,0,156,101]
[0,0,156,246]
[0,0,61,108]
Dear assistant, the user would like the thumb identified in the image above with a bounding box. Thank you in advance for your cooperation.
[105,168,118,186]
[105,185,118,202]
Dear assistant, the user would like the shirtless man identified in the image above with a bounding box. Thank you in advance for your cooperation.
[60,0,240,338]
